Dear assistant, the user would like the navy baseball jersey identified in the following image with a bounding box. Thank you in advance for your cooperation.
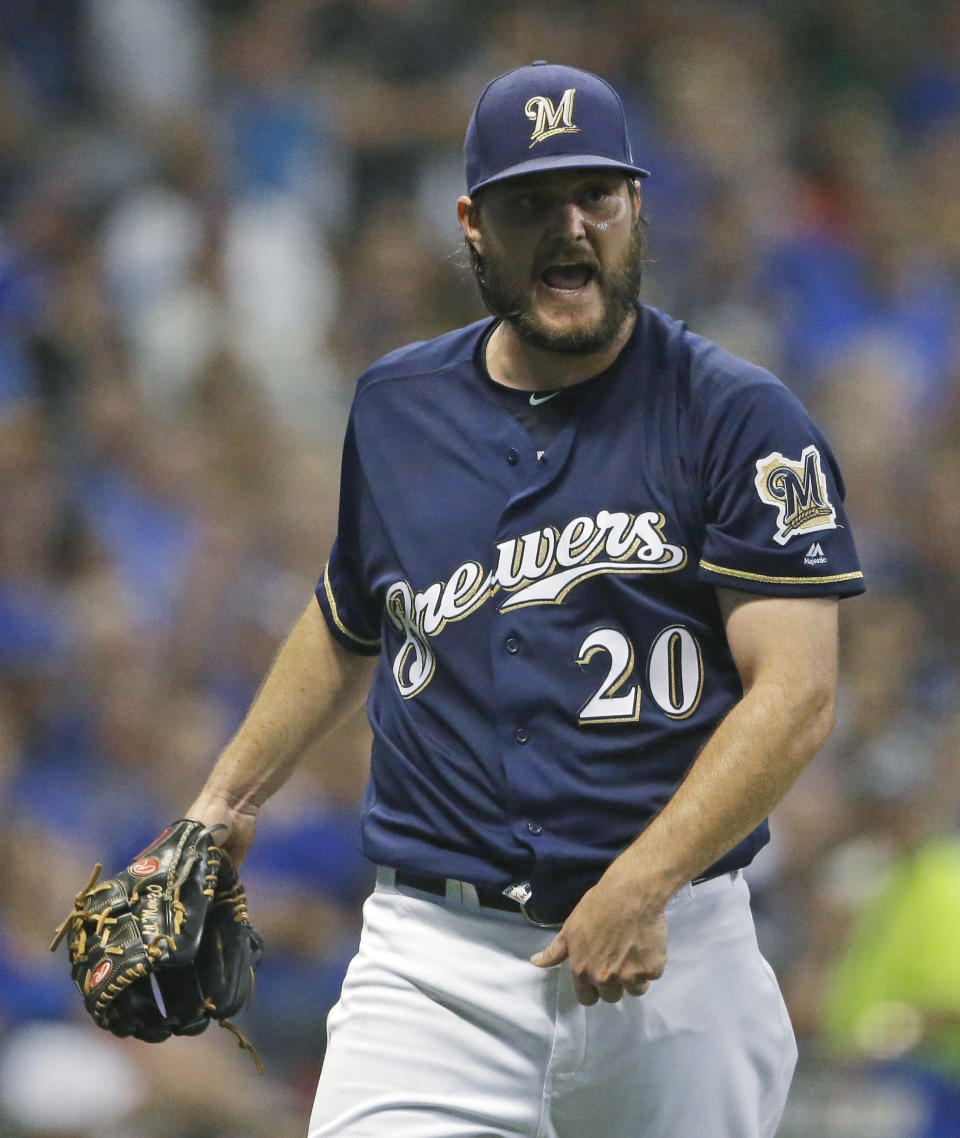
[316,304,864,913]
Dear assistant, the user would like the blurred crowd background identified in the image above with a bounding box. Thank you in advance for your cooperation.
[1,1,959,1135]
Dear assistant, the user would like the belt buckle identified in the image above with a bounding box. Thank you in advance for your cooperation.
[502,882,564,930]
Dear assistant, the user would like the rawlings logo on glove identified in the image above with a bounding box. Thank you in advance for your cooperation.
[50,819,264,1071]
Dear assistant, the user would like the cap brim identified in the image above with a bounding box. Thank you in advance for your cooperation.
[469,154,650,196]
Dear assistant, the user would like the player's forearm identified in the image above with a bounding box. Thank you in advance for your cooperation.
[188,599,376,820]
[611,674,835,906]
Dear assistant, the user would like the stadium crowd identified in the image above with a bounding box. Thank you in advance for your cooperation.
[0,2,959,1135]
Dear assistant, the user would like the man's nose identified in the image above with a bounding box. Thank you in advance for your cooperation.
[548,200,588,238]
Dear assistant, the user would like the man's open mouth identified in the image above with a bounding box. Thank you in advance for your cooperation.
[540,264,596,290]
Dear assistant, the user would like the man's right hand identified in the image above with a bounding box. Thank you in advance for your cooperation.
[187,793,259,867]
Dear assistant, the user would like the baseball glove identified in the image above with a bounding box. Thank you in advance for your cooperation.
[51,819,264,1070]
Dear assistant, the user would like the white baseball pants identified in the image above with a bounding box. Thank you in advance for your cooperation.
[308,870,796,1138]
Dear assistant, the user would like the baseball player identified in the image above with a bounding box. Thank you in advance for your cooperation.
[187,62,864,1136]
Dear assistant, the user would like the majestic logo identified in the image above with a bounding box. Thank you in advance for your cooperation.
[525,88,578,146]
[754,446,837,546]
[386,508,686,698]
[804,541,827,566]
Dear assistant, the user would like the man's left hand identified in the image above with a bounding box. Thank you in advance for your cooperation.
[530,871,669,1006]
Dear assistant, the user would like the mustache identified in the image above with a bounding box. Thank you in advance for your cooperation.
[534,250,602,279]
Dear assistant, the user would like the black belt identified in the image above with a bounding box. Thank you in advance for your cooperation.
[392,869,568,926]
[390,866,729,929]
[394,871,529,914]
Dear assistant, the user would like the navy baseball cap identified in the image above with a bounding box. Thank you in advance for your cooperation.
[465,61,649,196]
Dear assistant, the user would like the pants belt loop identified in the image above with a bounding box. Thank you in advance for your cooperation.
[377,867,397,889]
[460,882,480,909]
[444,878,463,904]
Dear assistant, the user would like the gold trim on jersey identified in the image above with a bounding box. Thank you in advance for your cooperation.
[323,562,381,647]
[698,559,864,586]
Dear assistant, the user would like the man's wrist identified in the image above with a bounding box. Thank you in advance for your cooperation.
[605,845,684,912]
[187,788,260,827]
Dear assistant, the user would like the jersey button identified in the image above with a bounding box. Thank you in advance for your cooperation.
[505,637,519,654]
[514,728,529,744]
[527,820,543,835]
[507,448,520,465]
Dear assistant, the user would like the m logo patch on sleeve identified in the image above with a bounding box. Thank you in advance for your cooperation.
[754,445,837,546]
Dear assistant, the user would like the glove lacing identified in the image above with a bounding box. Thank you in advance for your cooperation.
[50,827,264,1073]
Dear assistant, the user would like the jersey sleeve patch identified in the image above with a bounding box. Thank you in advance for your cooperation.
[753,445,837,546]
[696,378,864,598]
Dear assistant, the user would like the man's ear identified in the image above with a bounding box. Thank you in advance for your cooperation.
[457,195,483,254]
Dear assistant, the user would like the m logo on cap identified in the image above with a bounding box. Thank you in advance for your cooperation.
[525,88,578,146]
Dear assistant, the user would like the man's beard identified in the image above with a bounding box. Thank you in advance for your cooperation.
[471,218,646,355]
